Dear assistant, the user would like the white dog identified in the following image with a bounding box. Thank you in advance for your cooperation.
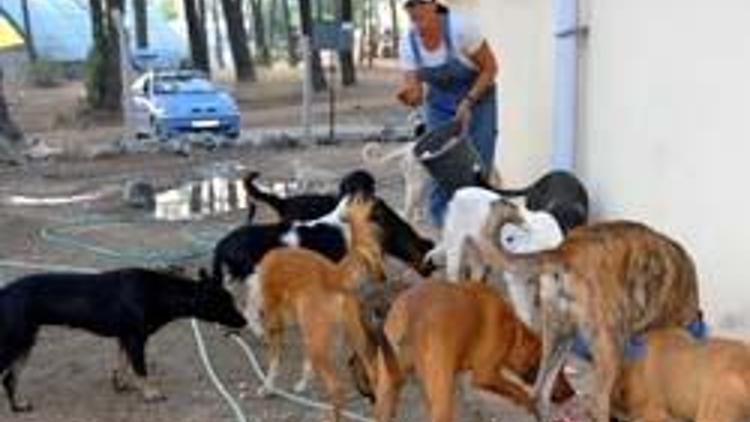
[362,141,428,227]
[427,186,564,328]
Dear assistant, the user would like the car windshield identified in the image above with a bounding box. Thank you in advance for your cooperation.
[153,73,216,94]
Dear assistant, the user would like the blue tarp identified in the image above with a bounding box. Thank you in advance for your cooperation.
[0,0,187,62]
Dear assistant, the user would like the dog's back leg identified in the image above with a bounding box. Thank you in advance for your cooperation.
[418,361,457,422]
[470,365,536,415]
[120,335,165,402]
[374,352,406,422]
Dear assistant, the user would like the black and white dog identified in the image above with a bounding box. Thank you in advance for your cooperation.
[212,194,436,285]
[0,267,246,412]
[243,169,376,221]
[483,169,589,234]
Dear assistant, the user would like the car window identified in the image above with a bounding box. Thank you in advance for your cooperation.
[153,74,216,94]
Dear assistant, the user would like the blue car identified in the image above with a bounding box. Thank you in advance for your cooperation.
[131,70,241,141]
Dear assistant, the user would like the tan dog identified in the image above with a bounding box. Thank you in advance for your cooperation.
[372,280,575,422]
[612,328,750,422]
[476,199,703,422]
[245,196,385,422]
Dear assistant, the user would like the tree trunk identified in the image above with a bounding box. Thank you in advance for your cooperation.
[0,68,22,142]
[85,0,124,111]
[388,0,400,57]
[366,0,375,68]
[212,0,226,68]
[281,0,299,65]
[268,0,278,52]
[338,0,355,86]
[221,0,256,81]
[183,0,210,73]
[86,0,107,108]
[20,0,37,61]
[133,0,148,49]
[249,0,271,65]
[0,67,25,164]
[298,0,326,91]
[101,0,124,111]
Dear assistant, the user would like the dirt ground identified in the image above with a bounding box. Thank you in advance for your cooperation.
[0,63,583,422]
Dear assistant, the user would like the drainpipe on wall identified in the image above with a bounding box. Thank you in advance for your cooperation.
[552,0,584,171]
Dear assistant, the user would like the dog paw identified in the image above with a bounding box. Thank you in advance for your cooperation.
[256,383,275,398]
[292,379,308,393]
[11,398,33,413]
[112,370,133,393]
[141,387,167,403]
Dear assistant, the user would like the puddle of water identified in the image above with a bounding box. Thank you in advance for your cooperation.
[4,188,117,206]
[153,176,308,221]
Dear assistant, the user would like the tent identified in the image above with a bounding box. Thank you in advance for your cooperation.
[0,12,23,50]
[0,0,187,62]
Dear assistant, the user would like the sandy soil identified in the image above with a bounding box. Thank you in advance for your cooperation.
[0,63,582,422]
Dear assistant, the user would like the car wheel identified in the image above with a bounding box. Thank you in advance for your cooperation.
[150,118,169,143]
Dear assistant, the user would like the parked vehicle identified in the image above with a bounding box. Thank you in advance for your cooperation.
[130,70,241,141]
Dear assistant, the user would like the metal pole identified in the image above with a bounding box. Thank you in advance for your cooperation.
[301,35,313,144]
[20,0,37,61]
[329,51,335,143]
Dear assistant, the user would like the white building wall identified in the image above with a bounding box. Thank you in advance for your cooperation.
[579,0,750,334]
[474,0,555,187]
[476,0,750,335]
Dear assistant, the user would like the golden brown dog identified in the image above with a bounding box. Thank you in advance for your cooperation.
[476,199,703,422]
[371,280,574,422]
[612,328,750,422]
[244,196,385,422]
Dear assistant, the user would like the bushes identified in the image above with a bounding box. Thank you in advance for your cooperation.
[27,59,65,88]
[84,46,107,108]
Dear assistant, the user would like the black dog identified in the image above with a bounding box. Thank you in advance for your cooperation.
[485,170,589,233]
[243,169,376,221]
[212,196,436,285]
[0,267,246,412]
[212,219,348,285]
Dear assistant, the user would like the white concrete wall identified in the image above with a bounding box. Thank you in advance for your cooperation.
[473,0,555,187]
[578,0,750,335]
[477,0,750,336]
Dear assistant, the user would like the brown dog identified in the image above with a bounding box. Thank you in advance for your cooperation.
[612,328,750,422]
[371,280,574,422]
[476,199,703,422]
[244,196,385,422]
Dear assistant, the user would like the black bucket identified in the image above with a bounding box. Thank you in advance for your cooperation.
[413,120,486,194]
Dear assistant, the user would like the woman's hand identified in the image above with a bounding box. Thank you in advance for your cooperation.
[397,72,424,107]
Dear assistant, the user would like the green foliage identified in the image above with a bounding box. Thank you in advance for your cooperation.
[27,59,65,88]
[84,46,106,108]
[159,0,179,21]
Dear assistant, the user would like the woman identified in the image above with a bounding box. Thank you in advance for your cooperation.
[397,0,499,227]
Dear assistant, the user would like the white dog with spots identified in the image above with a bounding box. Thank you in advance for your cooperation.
[427,186,564,328]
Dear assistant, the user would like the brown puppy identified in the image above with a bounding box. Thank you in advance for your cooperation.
[372,280,574,422]
[476,199,703,422]
[612,328,750,422]
[244,195,385,422]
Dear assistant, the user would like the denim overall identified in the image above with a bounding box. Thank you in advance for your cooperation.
[409,14,498,226]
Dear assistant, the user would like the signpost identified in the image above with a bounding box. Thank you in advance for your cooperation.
[311,21,354,144]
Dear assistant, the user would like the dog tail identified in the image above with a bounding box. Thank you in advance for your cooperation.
[242,171,286,216]
[484,184,532,198]
[350,282,405,399]
[361,142,413,168]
